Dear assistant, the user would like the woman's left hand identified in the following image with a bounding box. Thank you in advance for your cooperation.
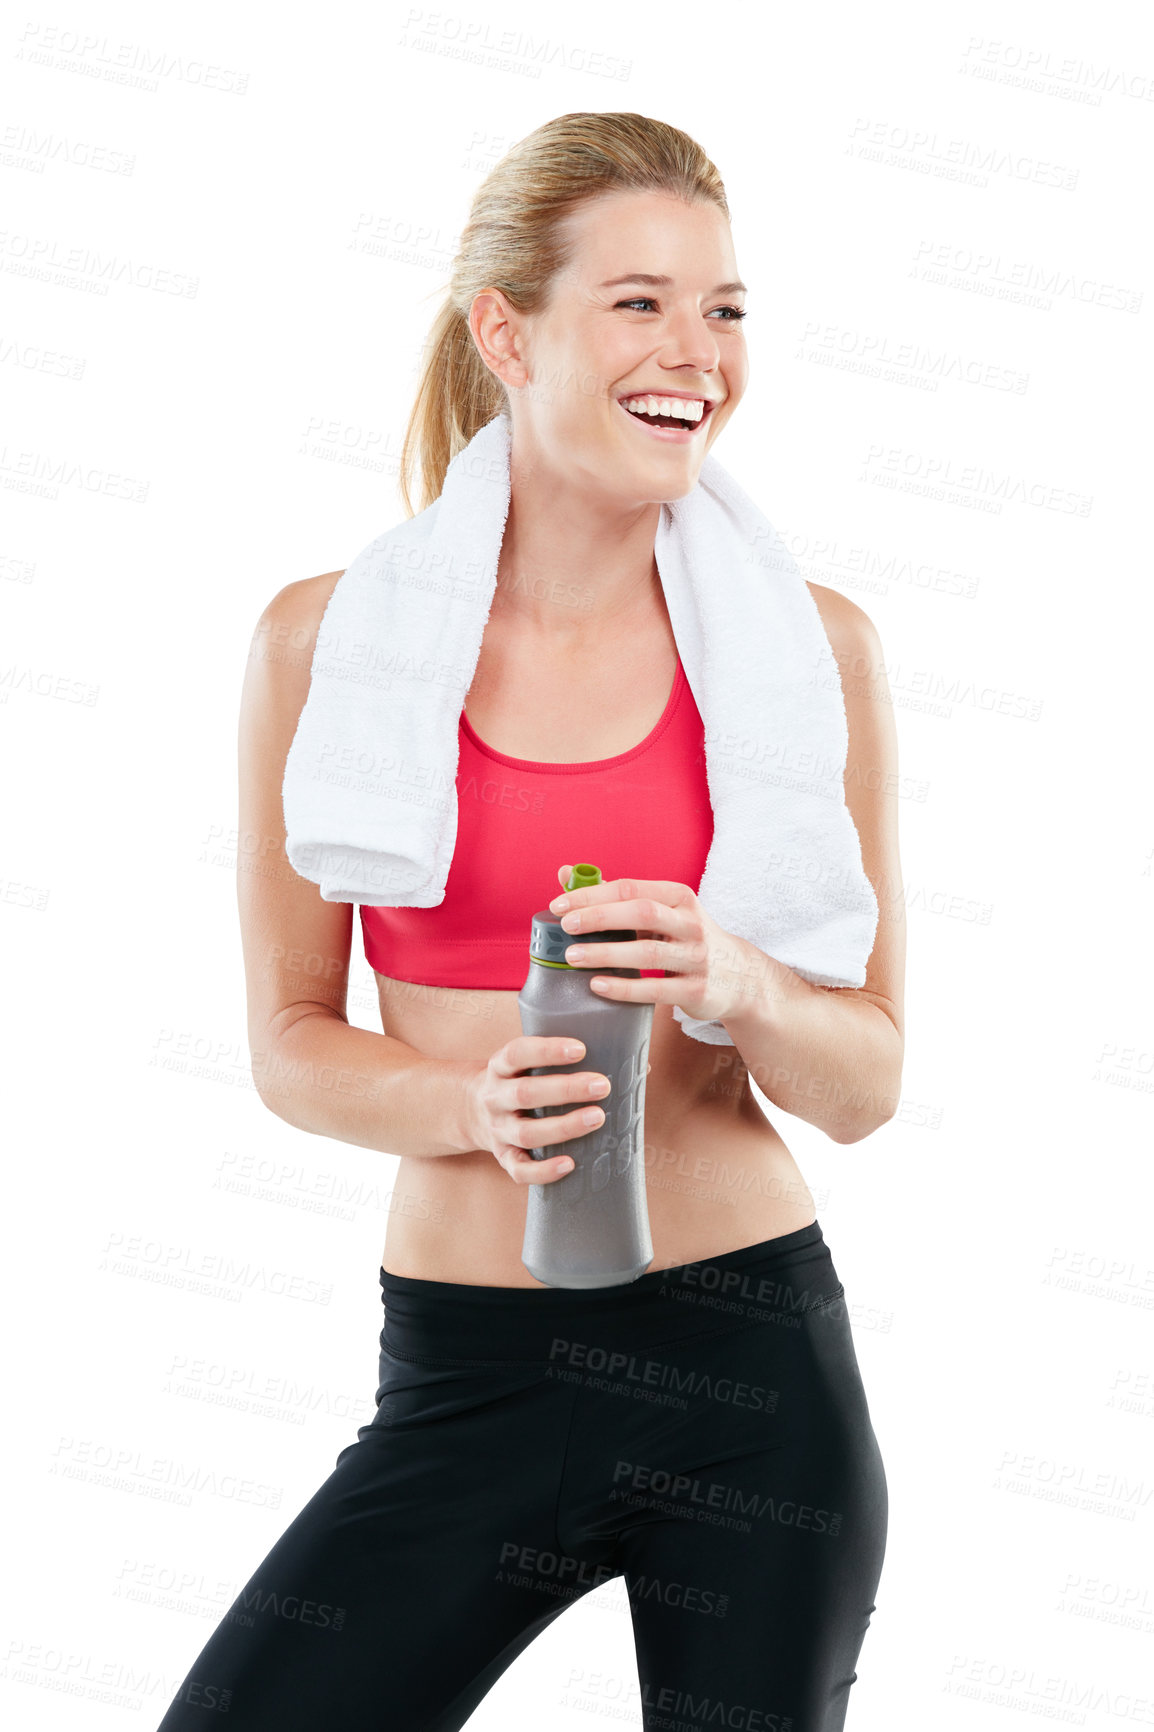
[549,865,783,1026]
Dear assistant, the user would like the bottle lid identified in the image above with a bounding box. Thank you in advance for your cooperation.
[528,861,637,968]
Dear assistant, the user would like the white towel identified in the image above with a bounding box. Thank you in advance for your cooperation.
[283,411,878,1045]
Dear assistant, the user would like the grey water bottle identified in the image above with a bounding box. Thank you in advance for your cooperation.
[518,863,655,1289]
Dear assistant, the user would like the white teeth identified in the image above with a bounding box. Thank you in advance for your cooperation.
[619,394,706,423]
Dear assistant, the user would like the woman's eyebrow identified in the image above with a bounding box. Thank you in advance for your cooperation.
[598,272,748,295]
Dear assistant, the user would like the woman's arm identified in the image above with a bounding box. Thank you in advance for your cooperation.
[238,573,479,1158]
[720,586,906,1144]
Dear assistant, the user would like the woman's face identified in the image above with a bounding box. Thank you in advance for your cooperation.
[481,188,749,504]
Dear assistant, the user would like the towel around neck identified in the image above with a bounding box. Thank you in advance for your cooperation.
[282,412,879,1044]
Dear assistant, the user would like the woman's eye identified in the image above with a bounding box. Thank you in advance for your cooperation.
[616,297,747,320]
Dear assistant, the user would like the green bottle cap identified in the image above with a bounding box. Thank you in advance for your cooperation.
[565,863,601,893]
[529,862,636,970]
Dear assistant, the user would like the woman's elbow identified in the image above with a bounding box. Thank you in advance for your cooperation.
[834,1044,903,1144]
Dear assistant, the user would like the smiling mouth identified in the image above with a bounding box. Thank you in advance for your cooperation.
[616,398,716,432]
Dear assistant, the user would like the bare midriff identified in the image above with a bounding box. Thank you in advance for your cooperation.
[375,973,817,1287]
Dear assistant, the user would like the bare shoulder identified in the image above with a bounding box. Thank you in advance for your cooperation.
[258,566,346,654]
[242,567,346,711]
[805,580,880,661]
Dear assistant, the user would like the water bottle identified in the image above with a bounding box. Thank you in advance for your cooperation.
[518,863,655,1289]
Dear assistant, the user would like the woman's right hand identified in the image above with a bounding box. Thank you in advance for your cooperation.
[463,1035,612,1185]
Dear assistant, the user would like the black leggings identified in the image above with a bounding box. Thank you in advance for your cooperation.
[155,1218,888,1732]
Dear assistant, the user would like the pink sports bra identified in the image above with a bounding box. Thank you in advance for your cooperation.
[359,654,714,989]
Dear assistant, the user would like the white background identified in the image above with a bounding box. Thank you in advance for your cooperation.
[3,0,1152,1726]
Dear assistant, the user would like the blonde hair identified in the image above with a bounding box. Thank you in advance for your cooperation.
[397,112,729,517]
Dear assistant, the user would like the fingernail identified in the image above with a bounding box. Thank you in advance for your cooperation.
[550,896,569,911]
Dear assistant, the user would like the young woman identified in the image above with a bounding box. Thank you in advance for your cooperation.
[158,113,903,1732]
